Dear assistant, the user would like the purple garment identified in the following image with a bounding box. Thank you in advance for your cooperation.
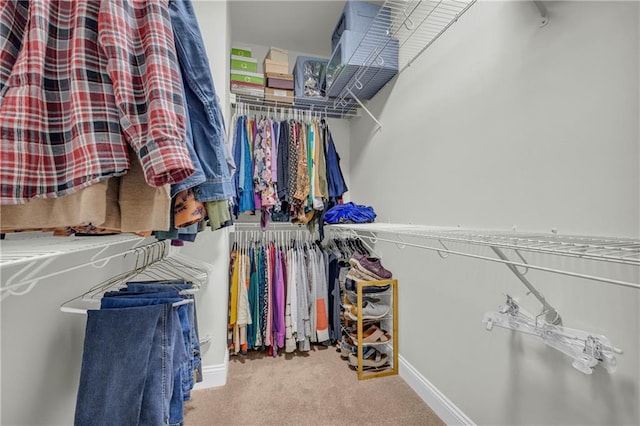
[252,119,259,144]
[270,247,279,356]
[275,249,286,348]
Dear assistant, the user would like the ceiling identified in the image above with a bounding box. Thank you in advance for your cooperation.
[228,0,347,57]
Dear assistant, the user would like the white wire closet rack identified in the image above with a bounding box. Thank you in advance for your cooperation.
[329,223,638,373]
[329,223,640,290]
[231,1,477,121]
[231,93,359,119]
[0,233,151,300]
[233,222,310,230]
[332,0,477,110]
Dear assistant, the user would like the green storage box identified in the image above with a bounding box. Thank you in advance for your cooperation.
[230,55,258,73]
[231,46,252,58]
[230,70,264,86]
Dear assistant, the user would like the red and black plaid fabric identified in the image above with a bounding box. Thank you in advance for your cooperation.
[0,0,194,205]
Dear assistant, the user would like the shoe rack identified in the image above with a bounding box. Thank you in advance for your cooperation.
[353,279,398,380]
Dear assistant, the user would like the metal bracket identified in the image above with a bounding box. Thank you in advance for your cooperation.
[345,88,382,131]
[533,1,549,27]
[491,246,561,325]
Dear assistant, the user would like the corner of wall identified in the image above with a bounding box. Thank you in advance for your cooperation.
[194,350,229,390]
[399,355,475,426]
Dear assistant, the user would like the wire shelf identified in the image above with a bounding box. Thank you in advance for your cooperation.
[330,223,640,266]
[0,233,150,299]
[0,233,144,268]
[329,223,640,291]
[231,1,476,120]
[231,93,359,119]
[333,0,476,106]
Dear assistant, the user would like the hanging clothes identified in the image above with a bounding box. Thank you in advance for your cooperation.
[73,277,202,426]
[274,248,286,350]
[228,109,348,234]
[1,0,236,242]
[324,123,349,203]
[248,245,260,349]
[238,117,256,214]
[0,1,194,205]
[285,247,298,353]
[238,250,252,353]
[228,230,337,357]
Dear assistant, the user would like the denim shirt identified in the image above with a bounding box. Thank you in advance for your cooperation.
[169,0,235,202]
[170,79,207,197]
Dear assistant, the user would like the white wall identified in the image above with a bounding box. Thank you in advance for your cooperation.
[1,259,128,425]
[194,0,231,123]
[182,0,233,385]
[349,1,639,425]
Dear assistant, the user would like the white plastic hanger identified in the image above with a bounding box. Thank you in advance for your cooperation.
[483,295,623,374]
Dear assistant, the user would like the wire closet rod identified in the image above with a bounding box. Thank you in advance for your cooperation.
[233,222,311,230]
[352,232,640,291]
[0,234,146,268]
[335,224,640,266]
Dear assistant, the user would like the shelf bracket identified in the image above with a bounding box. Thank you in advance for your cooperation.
[532,1,549,27]
[490,246,561,325]
[345,88,382,131]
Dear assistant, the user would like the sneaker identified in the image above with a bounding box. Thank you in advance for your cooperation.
[345,301,390,320]
[349,253,392,280]
[345,277,390,293]
[346,267,379,282]
[344,290,380,305]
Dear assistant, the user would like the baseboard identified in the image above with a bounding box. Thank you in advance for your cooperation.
[194,351,229,390]
[399,355,475,426]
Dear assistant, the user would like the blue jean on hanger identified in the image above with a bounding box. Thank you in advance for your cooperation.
[124,281,202,400]
[75,303,186,426]
[100,290,189,425]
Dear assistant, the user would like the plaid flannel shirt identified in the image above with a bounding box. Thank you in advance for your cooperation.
[0,0,194,204]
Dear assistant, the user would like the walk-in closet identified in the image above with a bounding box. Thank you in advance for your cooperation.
[1,1,639,425]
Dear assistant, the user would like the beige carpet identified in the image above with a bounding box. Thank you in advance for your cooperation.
[184,346,445,426]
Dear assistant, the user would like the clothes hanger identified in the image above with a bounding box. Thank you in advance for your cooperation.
[82,244,159,300]
[143,252,210,290]
[484,295,622,374]
[60,242,194,314]
[121,239,211,290]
